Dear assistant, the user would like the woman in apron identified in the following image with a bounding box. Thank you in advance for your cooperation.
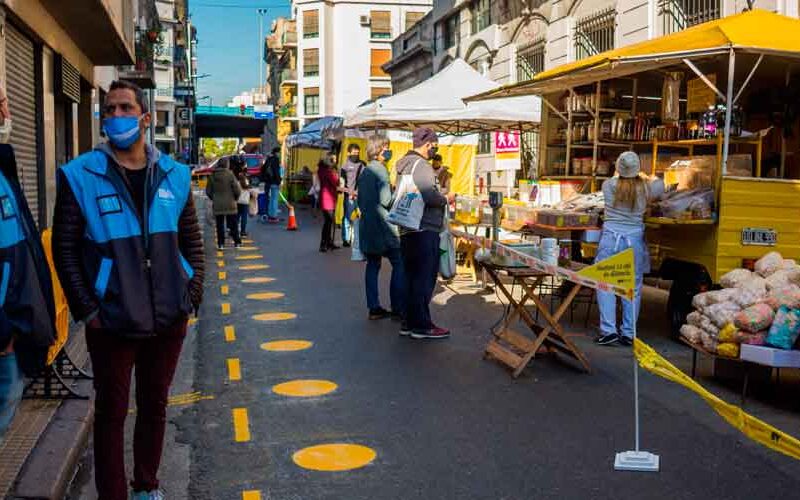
[595,151,664,346]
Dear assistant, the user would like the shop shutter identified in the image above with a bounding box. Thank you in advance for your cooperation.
[55,54,81,104]
[370,49,391,77]
[303,10,319,38]
[6,24,39,224]
[303,48,319,76]
[405,12,424,31]
[370,11,391,38]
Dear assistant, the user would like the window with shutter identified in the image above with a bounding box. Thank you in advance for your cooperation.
[303,10,319,38]
[405,12,424,31]
[370,49,391,77]
[304,87,320,116]
[370,11,391,39]
[370,87,391,100]
[303,48,319,76]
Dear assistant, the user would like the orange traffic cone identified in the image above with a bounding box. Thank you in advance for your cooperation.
[286,204,298,231]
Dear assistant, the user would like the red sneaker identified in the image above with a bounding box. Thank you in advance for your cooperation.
[410,326,450,340]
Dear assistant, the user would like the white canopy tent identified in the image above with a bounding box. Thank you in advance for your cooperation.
[343,59,541,134]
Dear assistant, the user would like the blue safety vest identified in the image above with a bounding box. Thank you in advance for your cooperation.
[60,150,194,336]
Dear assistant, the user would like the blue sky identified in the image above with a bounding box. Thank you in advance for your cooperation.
[191,1,292,106]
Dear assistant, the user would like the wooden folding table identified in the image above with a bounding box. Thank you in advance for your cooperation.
[480,259,592,378]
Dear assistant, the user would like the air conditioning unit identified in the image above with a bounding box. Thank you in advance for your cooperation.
[359,15,371,26]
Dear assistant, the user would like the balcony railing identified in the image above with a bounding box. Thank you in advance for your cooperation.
[155,87,175,100]
[659,0,721,35]
[118,28,156,88]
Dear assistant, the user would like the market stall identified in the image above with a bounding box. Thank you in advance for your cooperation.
[464,9,800,352]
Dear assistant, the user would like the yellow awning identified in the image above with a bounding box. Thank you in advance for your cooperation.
[468,9,800,100]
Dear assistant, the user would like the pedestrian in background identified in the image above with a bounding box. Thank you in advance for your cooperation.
[260,147,282,222]
[0,85,56,441]
[53,80,205,500]
[395,127,450,340]
[595,151,664,346]
[317,157,339,252]
[340,144,365,247]
[206,156,242,249]
[237,170,252,238]
[432,154,452,195]
[357,135,405,321]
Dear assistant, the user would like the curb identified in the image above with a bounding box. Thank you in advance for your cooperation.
[9,380,94,500]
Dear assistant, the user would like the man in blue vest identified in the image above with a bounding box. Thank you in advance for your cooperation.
[0,85,56,441]
[53,80,205,500]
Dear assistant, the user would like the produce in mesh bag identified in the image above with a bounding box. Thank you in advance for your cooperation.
[701,329,718,352]
[688,312,718,335]
[764,267,800,291]
[765,306,800,350]
[692,289,738,310]
[718,323,738,343]
[705,301,742,328]
[686,311,704,327]
[731,286,765,308]
[720,268,755,289]
[680,324,703,344]
[783,259,798,270]
[717,342,740,358]
[764,285,800,310]
[754,251,784,277]
[734,303,776,333]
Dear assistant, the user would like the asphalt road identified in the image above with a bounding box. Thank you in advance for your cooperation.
[73,202,800,499]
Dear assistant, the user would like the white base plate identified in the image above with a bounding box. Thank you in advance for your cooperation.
[614,451,660,472]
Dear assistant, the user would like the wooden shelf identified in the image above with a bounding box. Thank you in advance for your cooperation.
[645,217,715,226]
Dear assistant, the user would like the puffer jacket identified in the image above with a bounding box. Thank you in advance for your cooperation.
[0,145,56,375]
[206,166,241,215]
[53,143,205,337]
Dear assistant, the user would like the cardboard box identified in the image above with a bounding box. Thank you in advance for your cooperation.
[740,344,800,368]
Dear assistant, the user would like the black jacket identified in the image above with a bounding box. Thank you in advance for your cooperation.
[260,154,281,185]
[53,144,204,337]
[0,145,56,375]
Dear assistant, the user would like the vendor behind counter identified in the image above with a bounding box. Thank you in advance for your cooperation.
[596,151,665,347]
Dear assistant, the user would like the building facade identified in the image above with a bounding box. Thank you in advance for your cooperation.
[382,11,434,94]
[292,0,432,128]
[266,17,299,145]
[395,0,800,188]
[0,0,138,228]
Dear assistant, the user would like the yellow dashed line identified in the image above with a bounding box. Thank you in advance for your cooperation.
[224,325,236,342]
[246,292,284,300]
[221,285,229,296]
[253,312,296,322]
[242,277,274,284]
[236,255,263,261]
[217,260,225,268]
[216,251,223,257]
[222,303,231,315]
[242,492,261,500]
[240,264,269,270]
[218,271,227,280]
[227,358,241,381]
[233,408,251,442]
[238,246,259,251]
[260,340,312,352]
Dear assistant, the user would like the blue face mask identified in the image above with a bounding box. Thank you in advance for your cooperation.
[102,116,142,149]
[381,150,393,162]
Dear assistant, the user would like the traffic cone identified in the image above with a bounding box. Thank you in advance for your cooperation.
[286,204,298,231]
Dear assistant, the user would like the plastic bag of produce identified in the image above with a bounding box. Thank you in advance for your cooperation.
[755,251,784,277]
[734,303,776,333]
[680,324,703,344]
[731,286,765,308]
[720,268,755,289]
[692,289,738,310]
[717,342,740,358]
[765,306,800,350]
[764,285,800,310]
[701,330,719,352]
[742,332,767,346]
[718,323,738,343]
[686,311,704,327]
[765,267,800,290]
[705,301,742,328]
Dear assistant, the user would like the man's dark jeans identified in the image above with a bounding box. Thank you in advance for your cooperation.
[365,247,405,314]
[216,214,240,247]
[86,322,186,499]
[401,230,440,331]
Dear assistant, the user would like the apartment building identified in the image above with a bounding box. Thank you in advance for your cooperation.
[292,0,432,127]
[382,11,435,93]
[153,0,179,154]
[0,0,138,228]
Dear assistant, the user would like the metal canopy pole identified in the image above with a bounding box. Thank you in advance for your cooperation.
[722,49,736,176]
[781,67,791,177]
[733,54,763,105]
[683,58,727,101]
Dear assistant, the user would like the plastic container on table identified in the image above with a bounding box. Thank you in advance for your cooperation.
[455,196,481,225]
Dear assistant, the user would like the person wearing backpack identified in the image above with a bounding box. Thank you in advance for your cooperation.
[394,128,449,340]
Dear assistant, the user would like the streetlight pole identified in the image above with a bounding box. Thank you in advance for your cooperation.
[258,8,268,100]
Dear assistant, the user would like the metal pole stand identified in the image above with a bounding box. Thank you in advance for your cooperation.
[614,296,660,472]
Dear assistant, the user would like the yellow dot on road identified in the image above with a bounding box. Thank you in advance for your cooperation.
[272,380,337,397]
[260,340,311,352]
[242,492,261,500]
[253,312,296,322]
[247,292,284,300]
[238,246,259,251]
[236,255,263,261]
[222,303,231,315]
[242,277,275,284]
[216,251,223,257]
[218,271,227,280]
[221,285,229,295]
[242,239,254,244]
[240,264,269,270]
[224,325,236,342]
[292,444,377,472]
[217,260,225,268]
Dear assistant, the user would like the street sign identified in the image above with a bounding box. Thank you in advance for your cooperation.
[254,111,275,119]
[177,107,192,125]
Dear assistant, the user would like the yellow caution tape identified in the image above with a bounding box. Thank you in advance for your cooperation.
[634,338,800,461]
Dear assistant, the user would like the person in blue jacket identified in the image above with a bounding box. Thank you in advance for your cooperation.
[53,80,204,500]
[0,113,57,443]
